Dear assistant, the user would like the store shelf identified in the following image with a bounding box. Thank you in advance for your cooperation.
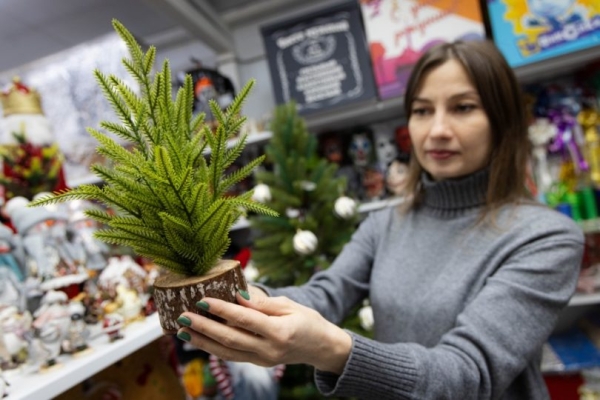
[569,292,600,307]
[514,45,600,85]
[358,197,405,214]
[305,97,405,133]
[203,130,272,155]
[5,313,162,400]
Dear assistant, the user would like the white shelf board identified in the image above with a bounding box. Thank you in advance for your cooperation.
[358,197,405,214]
[569,292,600,307]
[6,313,162,400]
[203,130,272,155]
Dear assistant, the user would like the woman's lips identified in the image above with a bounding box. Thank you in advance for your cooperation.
[427,150,456,160]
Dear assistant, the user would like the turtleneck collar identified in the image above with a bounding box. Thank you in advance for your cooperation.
[420,169,488,218]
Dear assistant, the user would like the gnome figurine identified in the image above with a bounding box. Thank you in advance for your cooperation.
[0,77,67,202]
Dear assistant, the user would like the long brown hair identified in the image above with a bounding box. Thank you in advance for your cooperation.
[403,40,531,216]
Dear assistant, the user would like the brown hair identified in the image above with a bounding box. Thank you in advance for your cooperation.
[403,40,531,216]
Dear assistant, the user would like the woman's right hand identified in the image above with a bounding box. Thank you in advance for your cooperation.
[177,289,352,374]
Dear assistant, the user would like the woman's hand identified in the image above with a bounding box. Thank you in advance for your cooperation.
[176,287,352,374]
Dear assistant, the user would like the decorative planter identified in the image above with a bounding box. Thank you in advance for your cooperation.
[152,259,247,334]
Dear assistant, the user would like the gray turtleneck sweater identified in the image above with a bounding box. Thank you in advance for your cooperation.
[266,170,584,400]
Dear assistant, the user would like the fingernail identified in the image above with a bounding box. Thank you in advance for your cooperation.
[238,289,250,300]
[196,301,210,311]
[177,315,191,327]
[177,331,191,342]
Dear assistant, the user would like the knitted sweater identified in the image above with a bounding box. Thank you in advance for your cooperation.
[266,170,584,400]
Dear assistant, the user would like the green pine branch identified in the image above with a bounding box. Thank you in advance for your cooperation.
[29,19,277,276]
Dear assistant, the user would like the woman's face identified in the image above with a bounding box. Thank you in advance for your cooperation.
[408,59,492,181]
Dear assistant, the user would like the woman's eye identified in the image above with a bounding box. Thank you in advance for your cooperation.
[455,104,476,113]
[412,108,429,116]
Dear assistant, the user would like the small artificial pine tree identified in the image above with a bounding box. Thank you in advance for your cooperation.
[30,20,276,277]
[250,102,359,286]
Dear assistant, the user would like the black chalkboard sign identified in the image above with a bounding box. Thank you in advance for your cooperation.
[261,1,377,115]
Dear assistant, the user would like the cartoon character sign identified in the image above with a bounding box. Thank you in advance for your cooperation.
[487,0,600,67]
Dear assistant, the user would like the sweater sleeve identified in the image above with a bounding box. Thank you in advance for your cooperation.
[260,208,389,324]
[314,217,584,400]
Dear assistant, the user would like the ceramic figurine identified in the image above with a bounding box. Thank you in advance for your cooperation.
[102,313,125,342]
[3,197,88,295]
[0,305,32,369]
[65,302,90,354]
[32,291,70,367]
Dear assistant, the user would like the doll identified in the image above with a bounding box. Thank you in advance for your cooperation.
[373,128,399,172]
[386,154,411,197]
[321,133,362,199]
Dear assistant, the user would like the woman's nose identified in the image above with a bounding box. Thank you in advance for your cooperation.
[429,112,452,138]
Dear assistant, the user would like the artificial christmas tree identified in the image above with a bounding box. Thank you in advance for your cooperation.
[249,103,362,399]
[250,102,359,287]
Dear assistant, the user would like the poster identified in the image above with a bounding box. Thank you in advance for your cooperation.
[261,1,377,115]
[360,0,486,100]
[487,0,600,68]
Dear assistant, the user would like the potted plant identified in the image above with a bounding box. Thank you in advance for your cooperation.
[30,20,277,334]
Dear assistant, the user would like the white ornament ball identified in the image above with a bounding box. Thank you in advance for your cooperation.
[293,229,318,255]
[252,183,271,203]
[334,196,357,219]
[358,300,374,331]
[243,261,260,282]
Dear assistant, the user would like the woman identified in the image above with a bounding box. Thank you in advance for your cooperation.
[175,40,584,399]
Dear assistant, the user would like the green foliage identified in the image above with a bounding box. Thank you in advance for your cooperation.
[29,19,276,276]
[250,102,359,286]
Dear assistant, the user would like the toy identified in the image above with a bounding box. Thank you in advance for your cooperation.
[386,154,410,197]
[32,291,70,367]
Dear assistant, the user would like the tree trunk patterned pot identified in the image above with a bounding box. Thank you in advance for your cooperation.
[153,260,247,334]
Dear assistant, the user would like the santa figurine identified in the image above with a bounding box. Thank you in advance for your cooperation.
[0,77,67,203]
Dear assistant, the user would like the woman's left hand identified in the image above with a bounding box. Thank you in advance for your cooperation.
[176,290,352,374]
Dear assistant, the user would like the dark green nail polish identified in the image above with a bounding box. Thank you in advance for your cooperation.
[239,289,250,300]
[196,301,210,311]
[177,315,191,327]
[177,331,191,342]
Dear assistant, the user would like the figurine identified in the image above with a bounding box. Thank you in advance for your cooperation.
[373,128,399,172]
[386,154,411,197]
[3,197,88,295]
[67,209,109,272]
[362,167,386,201]
[102,313,125,342]
[65,302,90,354]
[32,291,70,367]
[0,305,32,370]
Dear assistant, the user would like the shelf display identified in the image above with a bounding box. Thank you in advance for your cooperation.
[487,0,600,68]
[360,0,485,100]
